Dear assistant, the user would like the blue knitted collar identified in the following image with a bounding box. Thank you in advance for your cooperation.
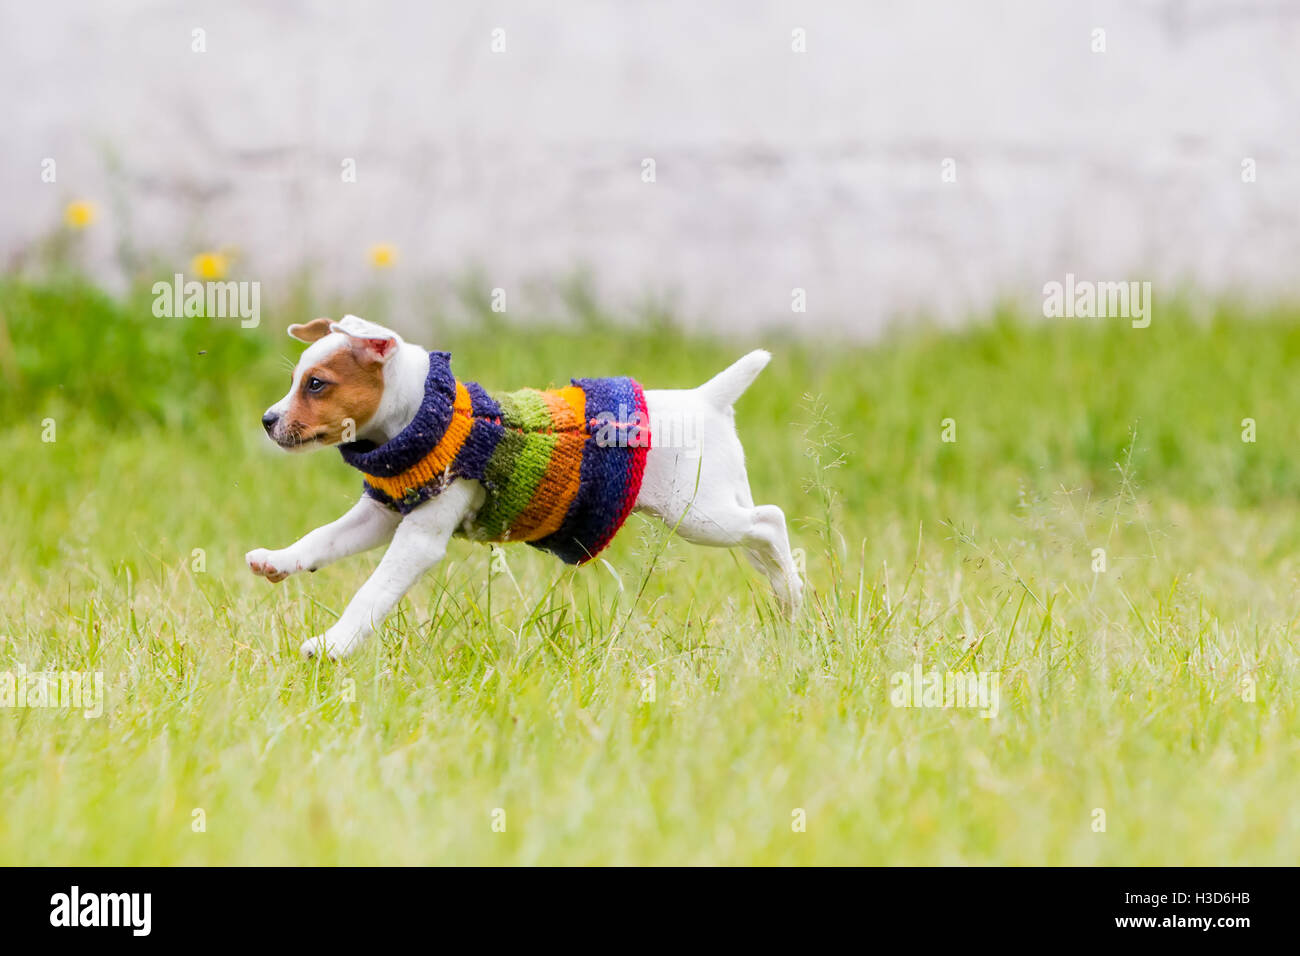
[338,351,456,478]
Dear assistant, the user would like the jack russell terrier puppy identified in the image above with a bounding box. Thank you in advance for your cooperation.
[247,315,802,660]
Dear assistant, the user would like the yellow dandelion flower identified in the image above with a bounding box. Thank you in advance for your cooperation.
[368,243,397,269]
[64,200,97,229]
[191,251,230,280]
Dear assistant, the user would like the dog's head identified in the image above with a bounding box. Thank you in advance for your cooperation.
[262,314,401,451]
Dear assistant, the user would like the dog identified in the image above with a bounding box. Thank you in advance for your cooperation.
[246,315,801,660]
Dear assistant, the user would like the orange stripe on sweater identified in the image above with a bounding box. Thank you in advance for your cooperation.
[509,389,586,540]
[364,381,473,499]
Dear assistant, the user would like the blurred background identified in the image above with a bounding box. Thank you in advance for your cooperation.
[5,0,1300,334]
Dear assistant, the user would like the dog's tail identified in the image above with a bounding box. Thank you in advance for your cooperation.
[697,349,771,411]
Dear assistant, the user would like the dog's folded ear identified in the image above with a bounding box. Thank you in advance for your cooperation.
[330,314,402,364]
[287,317,334,343]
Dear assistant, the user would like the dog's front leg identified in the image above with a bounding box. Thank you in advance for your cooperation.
[246,496,400,583]
[300,481,482,661]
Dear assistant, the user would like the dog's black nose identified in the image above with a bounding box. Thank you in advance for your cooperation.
[262,411,279,433]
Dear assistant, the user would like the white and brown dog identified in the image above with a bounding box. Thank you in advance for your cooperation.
[247,315,801,660]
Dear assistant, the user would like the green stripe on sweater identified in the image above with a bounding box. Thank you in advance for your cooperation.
[495,388,553,431]
[474,429,559,539]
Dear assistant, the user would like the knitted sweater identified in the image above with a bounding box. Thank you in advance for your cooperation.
[339,351,651,565]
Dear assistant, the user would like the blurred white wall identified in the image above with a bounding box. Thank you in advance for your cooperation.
[4,0,1300,334]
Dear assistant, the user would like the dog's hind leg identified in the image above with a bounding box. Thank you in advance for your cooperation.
[636,351,802,617]
[669,498,802,617]
[742,504,803,616]
[638,429,802,616]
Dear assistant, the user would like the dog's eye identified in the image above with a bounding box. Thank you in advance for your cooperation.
[306,377,327,393]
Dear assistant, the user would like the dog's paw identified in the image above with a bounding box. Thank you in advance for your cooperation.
[783,575,805,620]
[299,636,328,659]
[300,631,360,662]
[246,547,297,583]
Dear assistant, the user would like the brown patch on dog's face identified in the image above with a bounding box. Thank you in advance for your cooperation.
[275,344,385,449]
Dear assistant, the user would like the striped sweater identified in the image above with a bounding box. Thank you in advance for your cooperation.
[339,351,651,565]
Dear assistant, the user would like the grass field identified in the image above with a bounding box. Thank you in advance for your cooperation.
[1,279,1298,864]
